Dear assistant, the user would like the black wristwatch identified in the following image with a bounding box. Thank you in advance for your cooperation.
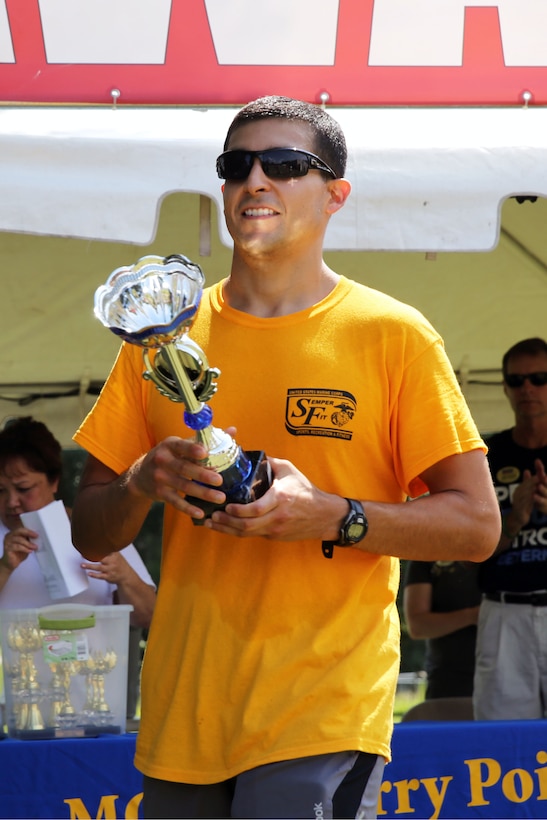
[322,498,368,559]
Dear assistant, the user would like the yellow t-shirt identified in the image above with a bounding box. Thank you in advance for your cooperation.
[74,276,484,783]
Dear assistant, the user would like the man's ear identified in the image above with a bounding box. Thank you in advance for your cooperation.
[326,178,352,215]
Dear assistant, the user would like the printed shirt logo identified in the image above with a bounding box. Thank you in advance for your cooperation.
[285,388,356,440]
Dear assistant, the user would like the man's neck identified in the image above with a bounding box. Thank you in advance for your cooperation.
[223,259,339,318]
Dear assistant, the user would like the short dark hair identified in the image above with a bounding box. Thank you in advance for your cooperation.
[223,96,347,179]
[0,416,62,483]
[502,337,547,376]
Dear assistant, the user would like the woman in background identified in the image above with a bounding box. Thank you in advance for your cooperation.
[0,416,156,717]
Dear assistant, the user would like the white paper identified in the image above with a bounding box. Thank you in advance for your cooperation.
[21,500,89,600]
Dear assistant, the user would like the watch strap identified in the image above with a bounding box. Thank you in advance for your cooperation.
[322,540,335,559]
[337,498,368,546]
[322,498,367,559]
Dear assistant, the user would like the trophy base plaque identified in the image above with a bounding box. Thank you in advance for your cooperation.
[188,450,272,525]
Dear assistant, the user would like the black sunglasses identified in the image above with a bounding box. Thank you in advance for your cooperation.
[504,372,547,388]
[216,147,337,181]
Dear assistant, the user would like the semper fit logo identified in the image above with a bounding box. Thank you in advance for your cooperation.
[285,389,356,440]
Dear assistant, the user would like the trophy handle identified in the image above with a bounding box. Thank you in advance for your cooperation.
[143,338,219,405]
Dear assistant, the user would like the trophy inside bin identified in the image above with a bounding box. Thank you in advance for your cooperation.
[94,254,272,522]
[6,621,45,733]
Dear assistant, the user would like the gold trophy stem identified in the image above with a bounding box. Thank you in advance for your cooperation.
[162,344,215,452]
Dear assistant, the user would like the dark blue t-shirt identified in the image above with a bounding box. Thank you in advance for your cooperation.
[479,428,547,593]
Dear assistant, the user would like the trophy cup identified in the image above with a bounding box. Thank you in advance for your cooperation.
[6,621,45,734]
[78,649,117,723]
[94,254,272,522]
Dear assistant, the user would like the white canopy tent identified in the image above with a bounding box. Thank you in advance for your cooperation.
[0,104,546,444]
[2,105,547,250]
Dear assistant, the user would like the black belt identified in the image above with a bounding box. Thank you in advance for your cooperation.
[485,591,547,607]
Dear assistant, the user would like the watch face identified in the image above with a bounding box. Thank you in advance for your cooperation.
[337,500,368,546]
[347,521,365,540]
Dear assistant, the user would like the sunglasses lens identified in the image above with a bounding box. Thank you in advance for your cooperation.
[216,151,252,180]
[261,150,309,179]
[505,372,547,387]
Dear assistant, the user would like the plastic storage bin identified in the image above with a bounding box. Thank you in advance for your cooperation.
[0,603,132,739]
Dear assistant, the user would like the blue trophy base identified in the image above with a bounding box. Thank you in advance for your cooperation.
[187,450,272,525]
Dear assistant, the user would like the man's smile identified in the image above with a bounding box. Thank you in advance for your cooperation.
[242,207,278,218]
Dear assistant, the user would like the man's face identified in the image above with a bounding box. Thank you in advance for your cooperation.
[504,352,547,421]
[0,457,58,531]
[221,119,338,258]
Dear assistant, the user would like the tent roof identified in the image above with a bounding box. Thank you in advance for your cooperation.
[2,104,547,251]
[1,103,546,444]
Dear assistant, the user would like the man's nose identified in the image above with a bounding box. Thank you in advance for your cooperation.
[245,157,270,188]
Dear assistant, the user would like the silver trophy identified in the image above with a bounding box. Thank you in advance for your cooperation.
[94,254,271,522]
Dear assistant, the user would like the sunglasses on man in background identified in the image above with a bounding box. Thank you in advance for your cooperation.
[504,372,547,388]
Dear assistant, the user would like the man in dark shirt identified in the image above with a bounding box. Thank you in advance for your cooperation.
[404,560,481,699]
[475,337,547,720]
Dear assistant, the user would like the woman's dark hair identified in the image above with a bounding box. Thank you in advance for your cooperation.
[223,95,348,179]
[0,416,62,483]
[502,337,547,377]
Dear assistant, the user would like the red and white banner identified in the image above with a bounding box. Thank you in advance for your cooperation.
[1,0,547,105]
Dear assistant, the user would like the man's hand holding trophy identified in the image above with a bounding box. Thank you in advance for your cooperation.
[94,253,272,523]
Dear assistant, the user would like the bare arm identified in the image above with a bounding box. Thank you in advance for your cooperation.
[205,449,501,562]
[81,552,156,629]
[73,442,500,564]
[71,437,226,560]
[403,582,479,640]
[359,449,501,561]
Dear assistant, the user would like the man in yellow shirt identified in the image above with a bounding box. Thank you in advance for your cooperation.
[71,96,500,819]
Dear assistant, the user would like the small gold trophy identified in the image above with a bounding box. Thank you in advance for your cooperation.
[94,254,271,522]
[6,621,45,733]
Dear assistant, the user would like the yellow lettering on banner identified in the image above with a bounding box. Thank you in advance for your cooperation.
[465,758,501,806]
[535,751,547,800]
[64,798,91,820]
[377,777,453,817]
[420,776,453,820]
[377,780,391,815]
[64,795,119,819]
[392,778,420,813]
[125,792,144,819]
[503,769,533,803]
[381,750,547,814]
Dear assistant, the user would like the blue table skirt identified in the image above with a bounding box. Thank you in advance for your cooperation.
[0,732,143,820]
[1,720,547,818]
[383,719,547,819]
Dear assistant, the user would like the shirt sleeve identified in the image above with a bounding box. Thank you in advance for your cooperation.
[74,341,155,475]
